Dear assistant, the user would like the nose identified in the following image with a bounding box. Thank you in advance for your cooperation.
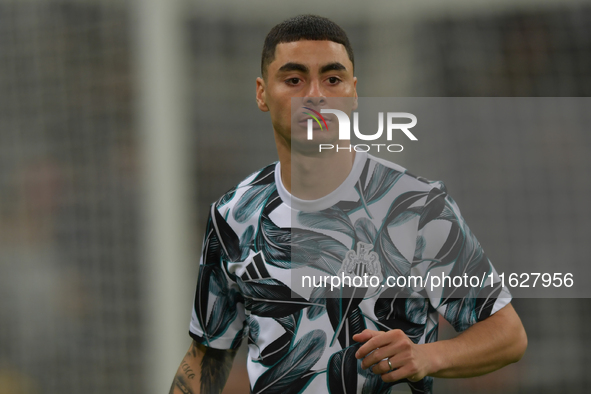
[303,80,326,107]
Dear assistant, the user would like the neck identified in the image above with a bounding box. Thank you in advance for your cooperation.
[274,131,355,200]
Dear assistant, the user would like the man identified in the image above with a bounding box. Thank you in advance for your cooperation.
[169,15,527,394]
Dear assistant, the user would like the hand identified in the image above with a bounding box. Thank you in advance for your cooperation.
[353,329,434,383]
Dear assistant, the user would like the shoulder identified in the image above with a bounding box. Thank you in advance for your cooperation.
[210,162,279,227]
[213,162,277,209]
[202,162,279,262]
[365,153,448,195]
[361,154,464,228]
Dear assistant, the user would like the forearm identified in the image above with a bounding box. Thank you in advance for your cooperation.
[169,340,237,394]
[425,303,527,378]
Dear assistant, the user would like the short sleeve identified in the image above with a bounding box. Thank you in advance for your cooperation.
[189,204,246,350]
[414,187,511,332]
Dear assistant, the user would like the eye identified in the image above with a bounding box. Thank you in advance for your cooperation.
[327,76,341,85]
[285,77,301,85]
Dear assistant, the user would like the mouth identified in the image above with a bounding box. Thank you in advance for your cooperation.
[296,109,333,129]
[297,117,332,129]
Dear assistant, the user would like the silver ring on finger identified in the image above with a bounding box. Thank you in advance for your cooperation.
[387,358,394,372]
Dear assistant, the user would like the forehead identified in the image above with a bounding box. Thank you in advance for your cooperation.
[270,40,352,72]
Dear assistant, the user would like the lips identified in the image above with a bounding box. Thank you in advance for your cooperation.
[297,114,332,122]
[297,107,332,128]
[297,117,331,128]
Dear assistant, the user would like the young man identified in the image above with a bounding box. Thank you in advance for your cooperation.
[169,15,527,394]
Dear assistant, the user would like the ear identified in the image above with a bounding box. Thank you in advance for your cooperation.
[256,77,269,112]
[352,77,358,111]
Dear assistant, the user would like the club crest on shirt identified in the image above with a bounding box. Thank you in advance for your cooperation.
[337,242,383,285]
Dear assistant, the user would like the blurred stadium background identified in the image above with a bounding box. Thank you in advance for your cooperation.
[0,0,590,393]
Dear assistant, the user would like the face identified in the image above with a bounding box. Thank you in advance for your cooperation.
[256,40,357,149]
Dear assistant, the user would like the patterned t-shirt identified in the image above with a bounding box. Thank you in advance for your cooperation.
[189,151,511,394]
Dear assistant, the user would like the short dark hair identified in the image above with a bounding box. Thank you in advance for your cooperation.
[261,14,354,79]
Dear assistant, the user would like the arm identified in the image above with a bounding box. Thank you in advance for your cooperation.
[353,303,527,382]
[169,340,238,394]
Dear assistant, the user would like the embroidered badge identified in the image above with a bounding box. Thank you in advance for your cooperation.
[337,242,383,285]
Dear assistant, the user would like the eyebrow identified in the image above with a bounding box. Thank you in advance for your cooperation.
[278,62,309,73]
[277,62,348,74]
[320,62,347,73]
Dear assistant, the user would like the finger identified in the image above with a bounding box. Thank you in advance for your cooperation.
[360,345,396,369]
[381,367,407,383]
[353,330,385,360]
[352,332,371,342]
[352,329,380,344]
[372,353,406,374]
[369,357,398,375]
[355,330,403,359]
[355,333,393,359]
[381,365,420,383]
[361,331,415,370]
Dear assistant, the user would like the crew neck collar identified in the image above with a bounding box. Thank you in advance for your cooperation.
[275,151,367,212]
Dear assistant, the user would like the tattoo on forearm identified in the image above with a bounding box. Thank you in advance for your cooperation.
[199,344,237,394]
[169,375,194,394]
[181,361,196,379]
[188,340,198,358]
[170,341,203,394]
[170,341,235,394]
